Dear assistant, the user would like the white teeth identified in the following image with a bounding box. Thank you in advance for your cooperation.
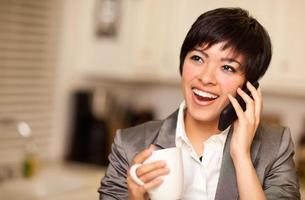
[192,88,218,99]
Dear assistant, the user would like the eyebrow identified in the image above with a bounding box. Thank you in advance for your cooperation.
[193,48,242,67]
[220,58,242,66]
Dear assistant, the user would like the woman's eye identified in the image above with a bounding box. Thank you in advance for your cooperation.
[222,65,236,73]
[190,55,203,63]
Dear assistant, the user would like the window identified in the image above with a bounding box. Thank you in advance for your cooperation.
[0,0,59,164]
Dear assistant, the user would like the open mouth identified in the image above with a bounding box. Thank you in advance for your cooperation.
[192,88,219,102]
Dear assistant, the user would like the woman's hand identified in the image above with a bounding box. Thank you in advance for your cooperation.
[227,82,267,199]
[127,145,169,200]
[228,81,263,161]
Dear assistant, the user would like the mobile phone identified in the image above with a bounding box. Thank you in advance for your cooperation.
[218,81,259,131]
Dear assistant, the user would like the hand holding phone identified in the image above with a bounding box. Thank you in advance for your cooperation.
[218,81,259,131]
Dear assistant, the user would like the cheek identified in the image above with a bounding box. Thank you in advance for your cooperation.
[182,64,199,83]
[218,77,244,95]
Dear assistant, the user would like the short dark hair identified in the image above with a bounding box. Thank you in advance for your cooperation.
[179,7,272,82]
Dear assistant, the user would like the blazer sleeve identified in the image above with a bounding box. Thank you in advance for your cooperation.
[98,130,129,200]
[264,127,301,200]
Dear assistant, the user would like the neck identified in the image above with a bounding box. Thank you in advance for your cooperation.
[184,112,220,143]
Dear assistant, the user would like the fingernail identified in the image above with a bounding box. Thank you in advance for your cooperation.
[160,160,166,165]
[156,178,163,184]
[149,144,155,150]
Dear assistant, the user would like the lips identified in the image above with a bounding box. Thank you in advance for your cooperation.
[192,88,218,99]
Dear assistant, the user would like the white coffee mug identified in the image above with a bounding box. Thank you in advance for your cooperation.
[130,147,183,200]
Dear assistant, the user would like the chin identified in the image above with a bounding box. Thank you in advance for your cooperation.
[186,104,220,124]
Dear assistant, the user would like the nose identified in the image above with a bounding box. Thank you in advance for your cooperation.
[198,65,217,86]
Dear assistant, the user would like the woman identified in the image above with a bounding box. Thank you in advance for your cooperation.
[99,8,300,200]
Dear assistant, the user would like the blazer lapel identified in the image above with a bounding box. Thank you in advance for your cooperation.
[151,110,178,149]
[214,126,261,200]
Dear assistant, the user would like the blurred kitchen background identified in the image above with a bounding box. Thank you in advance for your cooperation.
[0,0,305,199]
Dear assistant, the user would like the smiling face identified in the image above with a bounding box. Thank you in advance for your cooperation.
[181,42,246,128]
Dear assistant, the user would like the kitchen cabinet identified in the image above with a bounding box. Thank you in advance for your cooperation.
[61,0,134,81]
[61,0,181,83]
[259,0,305,95]
[128,0,170,76]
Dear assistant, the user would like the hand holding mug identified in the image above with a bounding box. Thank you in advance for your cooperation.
[127,145,169,200]
[129,147,183,200]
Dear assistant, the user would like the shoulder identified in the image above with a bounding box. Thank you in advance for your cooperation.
[256,122,294,164]
[117,120,163,148]
[113,120,163,162]
[257,122,290,147]
[119,120,163,141]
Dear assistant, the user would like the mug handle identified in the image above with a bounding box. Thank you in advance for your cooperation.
[129,164,145,186]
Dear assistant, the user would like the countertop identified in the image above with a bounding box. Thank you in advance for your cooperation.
[0,161,106,200]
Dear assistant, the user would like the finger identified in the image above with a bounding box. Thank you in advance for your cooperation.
[127,176,147,197]
[236,87,255,113]
[257,87,263,107]
[132,146,155,164]
[143,178,164,191]
[140,167,169,183]
[255,87,263,125]
[246,82,262,123]
[137,160,167,177]
[236,88,255,123]
[228,94,244,120]
[257,86,263,99]
[246,82,262,108]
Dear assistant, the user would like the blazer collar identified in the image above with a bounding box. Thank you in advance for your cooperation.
[152,110,261,160]
[152,110,178,149]
[214,125,261,200]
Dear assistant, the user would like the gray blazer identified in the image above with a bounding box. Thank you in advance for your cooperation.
[99,110,300,199]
